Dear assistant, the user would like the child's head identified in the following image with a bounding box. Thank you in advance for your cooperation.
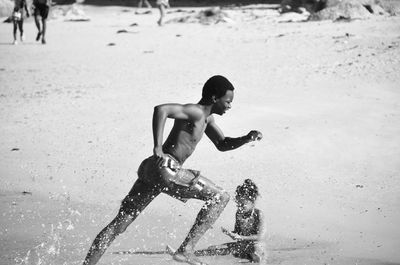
[201,75,234,103]
[235,179,259,212]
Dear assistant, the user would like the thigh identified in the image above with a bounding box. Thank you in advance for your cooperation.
[35,4,48,19]
[164,173,225,202]
[33,6,40,17]
[120,179,161,216]
[231,241,255,259]
[41,6,49,19]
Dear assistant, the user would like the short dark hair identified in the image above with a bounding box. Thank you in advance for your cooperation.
[202,75,234,102]
[235,179,259,202]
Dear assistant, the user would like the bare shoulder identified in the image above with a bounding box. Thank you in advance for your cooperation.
[182,103,202,111]
[182,103,206,121]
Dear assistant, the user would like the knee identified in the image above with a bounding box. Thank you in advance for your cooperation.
[114,225,127,235]
[215,190,230,206]
[221,191,230,203]
[113,221,130,235]
[112,215,134,235]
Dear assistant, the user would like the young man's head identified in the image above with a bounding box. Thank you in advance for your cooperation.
[201,75,234,115]
[235,179,259,212]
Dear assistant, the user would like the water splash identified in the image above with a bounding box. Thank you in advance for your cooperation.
[16,224,62,265]
[15,207,83,265]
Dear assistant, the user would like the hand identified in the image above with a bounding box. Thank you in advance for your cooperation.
[221,227,229,234]
[153,146,167,167]
[228,232,242,241]
[221,227,242,241]
[247,130,263,142]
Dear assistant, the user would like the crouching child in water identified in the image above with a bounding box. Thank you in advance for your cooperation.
[196,179,265,262]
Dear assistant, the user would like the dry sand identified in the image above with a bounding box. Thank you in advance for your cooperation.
[0,4,399,265]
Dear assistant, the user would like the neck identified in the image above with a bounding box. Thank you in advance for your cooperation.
[198,99,213,116]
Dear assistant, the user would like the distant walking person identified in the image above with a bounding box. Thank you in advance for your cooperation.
[33,0,51,44]
[12,0,29,45]
[138,0,152,9]
[156,0,169,26]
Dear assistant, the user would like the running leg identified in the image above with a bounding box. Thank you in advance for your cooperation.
[82,181,160,265]
[173,177,230,264]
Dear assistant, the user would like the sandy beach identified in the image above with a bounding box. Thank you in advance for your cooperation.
[0,3,399,265]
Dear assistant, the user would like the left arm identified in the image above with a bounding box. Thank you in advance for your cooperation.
[222,227,259,241]
[221,211,265,241]
[205,115,262,152]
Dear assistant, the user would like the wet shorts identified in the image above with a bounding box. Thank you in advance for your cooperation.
[137,155,206,200]
[120,155,224,214]
[33,3,49,19]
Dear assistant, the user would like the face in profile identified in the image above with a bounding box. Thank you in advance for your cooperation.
[213,90,234,115]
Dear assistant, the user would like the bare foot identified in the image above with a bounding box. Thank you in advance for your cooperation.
[250,252,261,263]
[166,245,208,265]
[173,252,208,265]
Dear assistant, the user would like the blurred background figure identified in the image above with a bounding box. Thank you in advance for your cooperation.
[156,0,169,26]
[32,0,51,44]
[12,0,29,45]
[138,0,152,9]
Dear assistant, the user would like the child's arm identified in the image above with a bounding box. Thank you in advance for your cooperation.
[221,209,264,241]
[221,227,238,240]
[256,210,266,241]
[221,227,258,241]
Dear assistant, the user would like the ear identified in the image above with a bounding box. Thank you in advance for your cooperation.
[211,95,217,103]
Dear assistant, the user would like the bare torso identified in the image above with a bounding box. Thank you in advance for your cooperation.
[163,115,209,164]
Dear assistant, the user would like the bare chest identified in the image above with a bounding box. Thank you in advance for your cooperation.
[177,119,207,143]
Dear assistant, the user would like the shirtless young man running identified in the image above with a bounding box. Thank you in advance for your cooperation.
[82,75,262,265]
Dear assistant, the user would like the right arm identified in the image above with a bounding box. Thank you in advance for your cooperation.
[152,103,203,161]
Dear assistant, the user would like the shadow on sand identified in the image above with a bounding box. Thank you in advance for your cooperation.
[111,244,305,257]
